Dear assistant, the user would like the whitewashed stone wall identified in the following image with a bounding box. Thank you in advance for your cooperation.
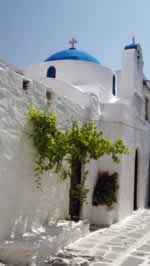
[0,65,85,241]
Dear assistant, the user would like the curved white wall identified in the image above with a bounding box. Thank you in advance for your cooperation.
[25,60,114,95]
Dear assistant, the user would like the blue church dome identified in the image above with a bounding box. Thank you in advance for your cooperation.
[45,48,100,64]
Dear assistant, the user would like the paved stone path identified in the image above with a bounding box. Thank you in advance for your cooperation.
[58,209,150,265]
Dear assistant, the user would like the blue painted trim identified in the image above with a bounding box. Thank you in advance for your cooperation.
[124,44,138,50]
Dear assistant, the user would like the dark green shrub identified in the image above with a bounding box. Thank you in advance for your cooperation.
[92,171,119,208]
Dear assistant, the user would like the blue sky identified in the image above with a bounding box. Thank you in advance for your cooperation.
[0,0,149,76]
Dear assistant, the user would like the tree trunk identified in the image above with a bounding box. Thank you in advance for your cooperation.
[69,159,82,221]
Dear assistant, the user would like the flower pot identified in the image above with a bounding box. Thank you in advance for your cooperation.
[90,205,116,226]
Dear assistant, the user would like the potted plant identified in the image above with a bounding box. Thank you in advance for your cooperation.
[91,171,119,226]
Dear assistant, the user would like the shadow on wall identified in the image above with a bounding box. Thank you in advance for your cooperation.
[15,131,70,233]
[146,155,150,208]
[0,128,70,241]
[133,149,139,211]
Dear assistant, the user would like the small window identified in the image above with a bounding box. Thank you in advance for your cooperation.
[137,48,140,59]
[47,66,56,78]
[145,98,149,121]
[23,80,30,90]
[112,75,116,96]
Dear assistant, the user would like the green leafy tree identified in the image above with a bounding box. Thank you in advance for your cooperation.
[28,107,128,220]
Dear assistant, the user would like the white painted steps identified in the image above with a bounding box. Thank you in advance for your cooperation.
[0,220,89,265]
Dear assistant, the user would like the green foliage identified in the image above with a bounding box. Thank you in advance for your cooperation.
[66,121,128,164]
[92,171,119,208]
[28,106,68,179]
[28,106,128,198]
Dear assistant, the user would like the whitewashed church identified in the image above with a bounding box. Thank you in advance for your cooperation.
[0,37,150,246]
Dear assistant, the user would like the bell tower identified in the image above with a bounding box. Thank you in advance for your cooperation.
[119,38,144,99]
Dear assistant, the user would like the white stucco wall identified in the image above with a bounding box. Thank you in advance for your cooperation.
[81,112,150,224]
[0,66,86,241]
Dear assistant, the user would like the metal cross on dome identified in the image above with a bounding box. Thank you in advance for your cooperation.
[132,36,136,44]
[69,38,77,49]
